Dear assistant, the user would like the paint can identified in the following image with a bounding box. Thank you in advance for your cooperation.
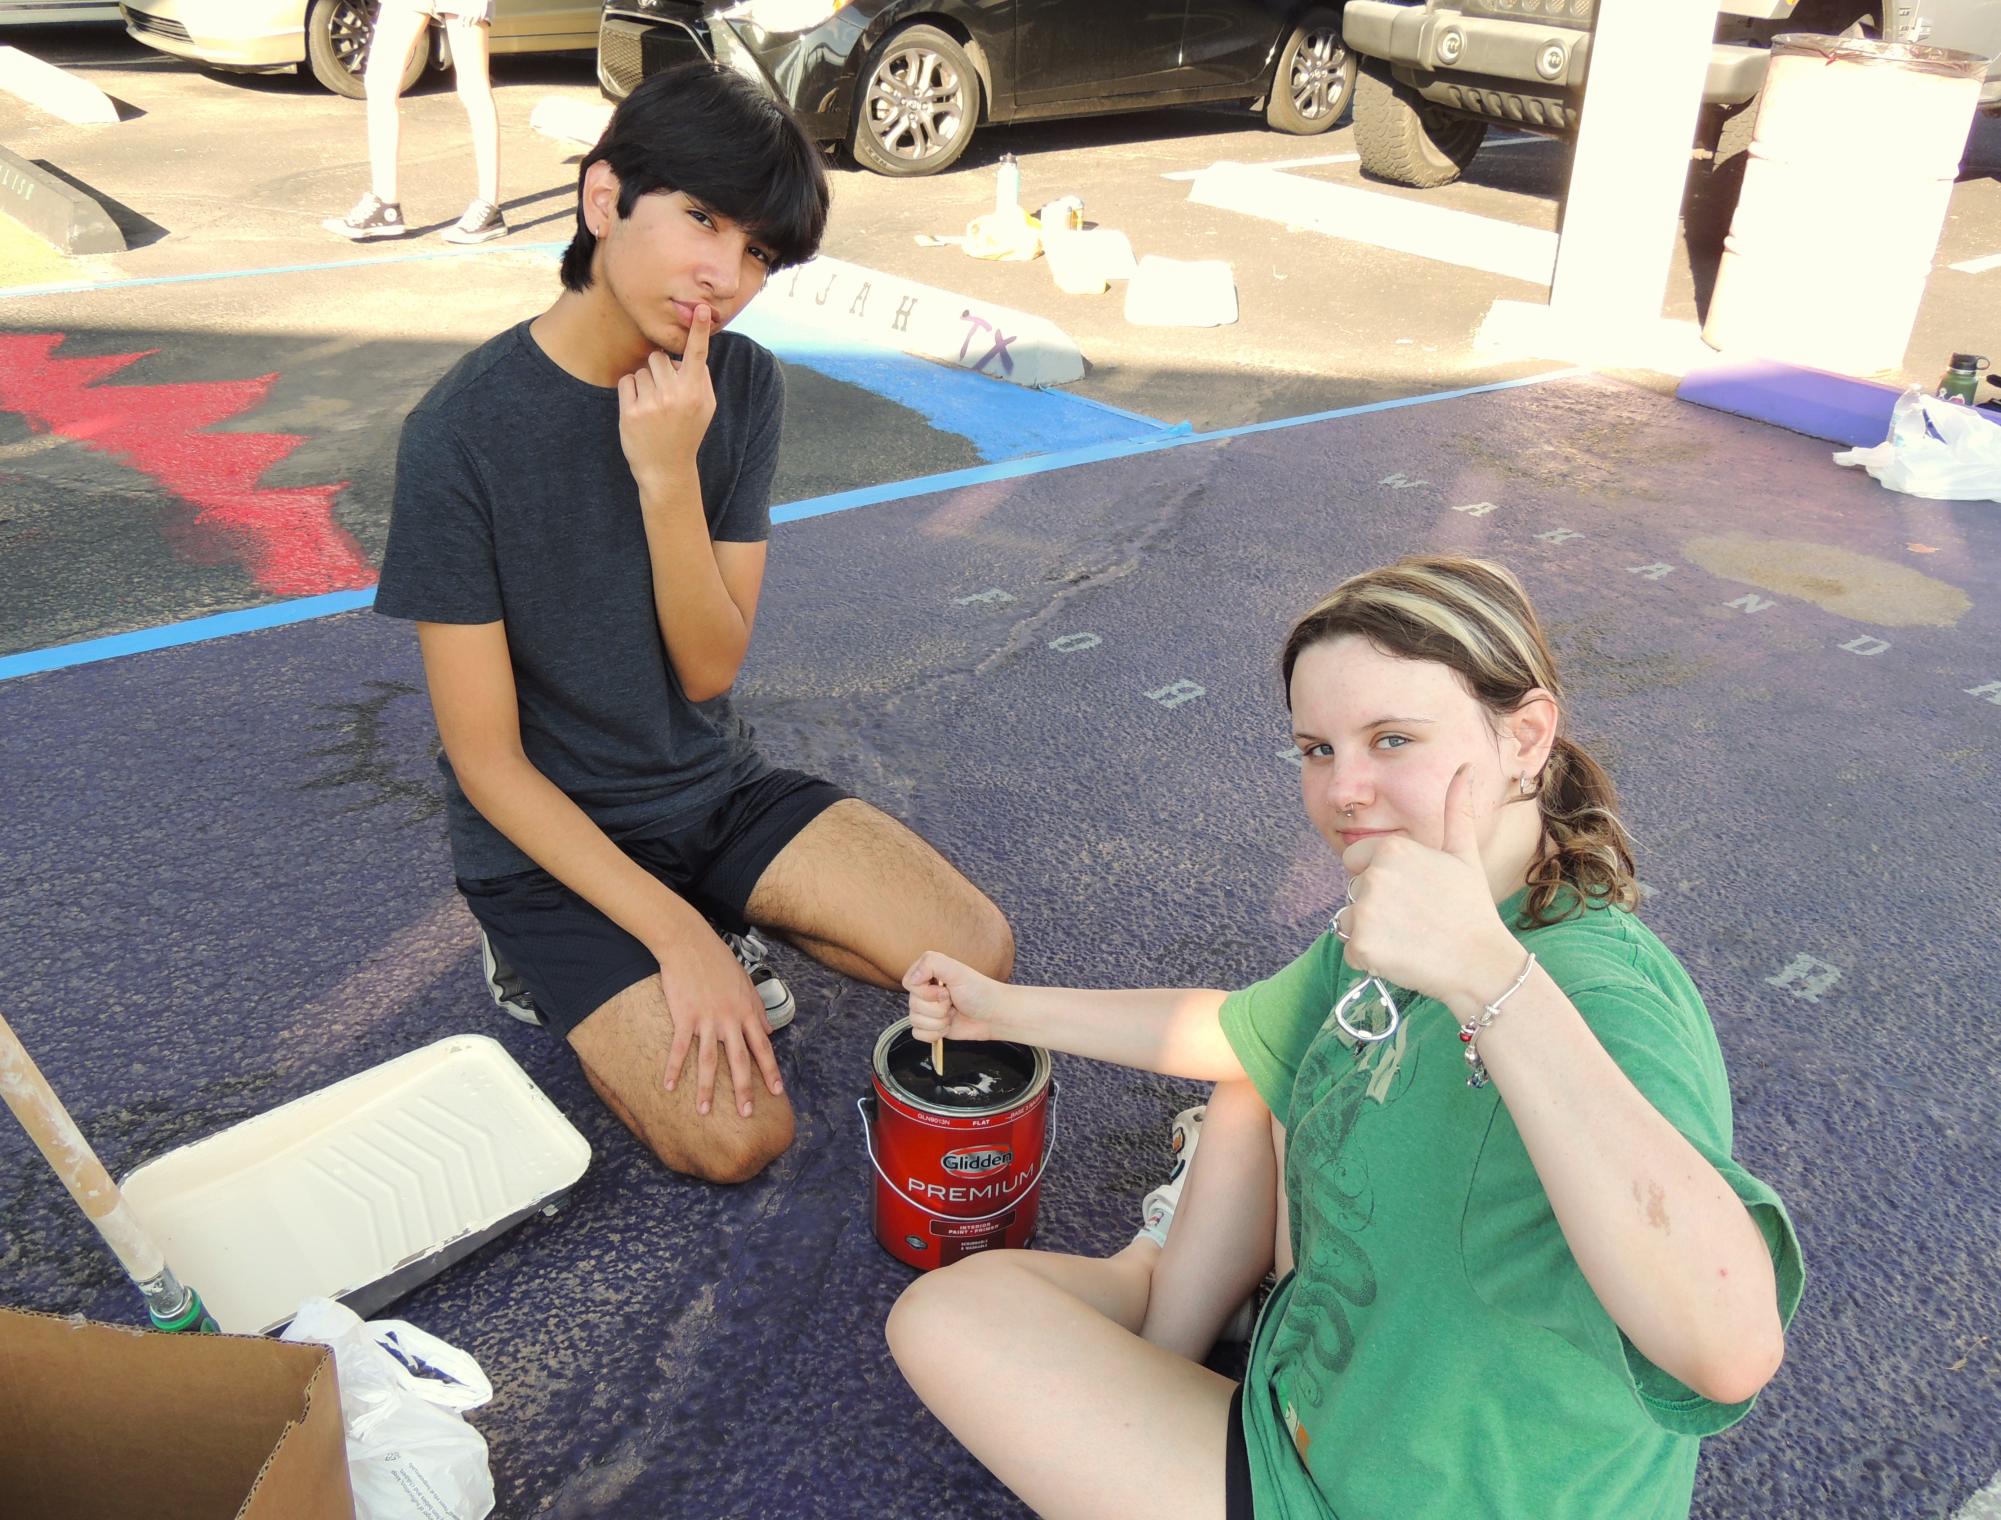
[859,1018,1056,1270]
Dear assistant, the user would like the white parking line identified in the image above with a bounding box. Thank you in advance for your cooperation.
[1162,153,1357,181]
[1949,251,2001,273]
[1188,163,1557,284]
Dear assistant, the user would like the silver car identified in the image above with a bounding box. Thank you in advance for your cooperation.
[119,0,598,98]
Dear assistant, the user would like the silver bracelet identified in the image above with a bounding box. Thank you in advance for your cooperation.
[1460,950,1537,1089]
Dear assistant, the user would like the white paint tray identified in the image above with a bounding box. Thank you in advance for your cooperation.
[120,1034,590,1334]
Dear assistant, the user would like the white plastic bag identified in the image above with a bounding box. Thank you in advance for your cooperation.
[1833,387,2001,502]
[282,1297,496,1520]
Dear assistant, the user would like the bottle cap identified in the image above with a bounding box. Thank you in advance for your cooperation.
[1948,352,1989,371]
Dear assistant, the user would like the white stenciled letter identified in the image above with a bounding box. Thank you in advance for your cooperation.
[1627,562,1676,580]
[1963,681,2001,705]
[953,589,1015,606]
[1764,954,1841,1003]
[1047,632,1102,652]
[1279,747,1304,768]
[1727,593,1775,614]
[1453,501,1500,517]
[1147,680,1205,709]
[1536,528,1585,544]
[1839,635,1890,656]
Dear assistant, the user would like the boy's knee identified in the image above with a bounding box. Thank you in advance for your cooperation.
[965,901,1015,982]
[660,1106,794,1185]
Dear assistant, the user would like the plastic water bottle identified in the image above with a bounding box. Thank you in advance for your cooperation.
[995,153,1020,215]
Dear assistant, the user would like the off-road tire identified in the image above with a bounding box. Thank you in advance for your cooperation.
[1352,61,1487,188]
[308,0,425,100]
[849,23,982,177]
[1265,9,1356,136]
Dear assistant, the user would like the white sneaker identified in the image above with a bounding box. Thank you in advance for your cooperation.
[1136,1104,1206,1247]
[1135,1103,1266,1343]
[725,930,795,1033]
[479,930,544,1026]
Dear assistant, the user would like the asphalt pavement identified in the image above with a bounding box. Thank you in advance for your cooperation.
[3,18,2000,1520]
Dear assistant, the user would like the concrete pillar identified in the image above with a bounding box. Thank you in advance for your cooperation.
[1479,0,1721,367]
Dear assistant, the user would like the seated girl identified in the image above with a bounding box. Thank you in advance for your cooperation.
[888,555,1802,1520]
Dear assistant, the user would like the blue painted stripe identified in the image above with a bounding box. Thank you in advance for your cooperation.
[776,367,1586,522]
[0,590,377,682]
[733,304,1166,462]
[0,242,571,301]
[0,367,1584,683]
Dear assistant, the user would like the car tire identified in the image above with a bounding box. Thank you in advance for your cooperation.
[307,0,425,100]
[1352,61,1486,188]
[1265,9,1356,135]
[850,23,981,177]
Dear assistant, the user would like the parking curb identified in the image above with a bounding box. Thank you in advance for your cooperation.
[0,146,125,256]
[761,254,1086,388]
[0,45,119,126]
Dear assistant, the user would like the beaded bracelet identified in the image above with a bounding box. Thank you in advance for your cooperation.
[1460,951,1538,1089]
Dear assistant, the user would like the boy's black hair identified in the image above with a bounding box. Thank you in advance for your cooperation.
[560,63,830,291]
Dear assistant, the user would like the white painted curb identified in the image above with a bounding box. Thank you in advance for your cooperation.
[763,254,1086,387]
[1187,162,1557,286]
[529,96,612,152]
[0,46,118,126]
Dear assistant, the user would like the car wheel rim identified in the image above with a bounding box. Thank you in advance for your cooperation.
[1288,31,1347,119]
[865,45,967,163]
[331,0,373,76]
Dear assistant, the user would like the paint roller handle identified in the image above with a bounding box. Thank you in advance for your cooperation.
[0,1010,214,1331]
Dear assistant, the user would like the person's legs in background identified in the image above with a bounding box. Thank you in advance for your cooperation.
[324,0,430,238]
[441,13,508,242]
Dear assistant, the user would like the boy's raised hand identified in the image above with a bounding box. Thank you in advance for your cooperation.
[617,303,717,491]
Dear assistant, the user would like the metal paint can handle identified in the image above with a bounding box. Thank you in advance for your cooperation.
[856,1081,1061,1223]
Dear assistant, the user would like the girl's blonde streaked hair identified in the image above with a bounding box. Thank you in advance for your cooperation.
[1281,555,1637,927]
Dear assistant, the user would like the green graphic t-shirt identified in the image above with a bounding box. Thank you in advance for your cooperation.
[1218,891,1803,1519]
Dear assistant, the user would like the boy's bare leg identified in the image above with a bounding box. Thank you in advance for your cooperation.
[566,975,794,1184]
[444,17,500,205]
[745,798,1014,985]
[889,1246,1234,1520]
[365,4,430,203]
[1140,1078,1280,1360]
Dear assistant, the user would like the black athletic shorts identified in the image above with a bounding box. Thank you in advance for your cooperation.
[456,766,848,1037]
[1226,1383,1255,1520]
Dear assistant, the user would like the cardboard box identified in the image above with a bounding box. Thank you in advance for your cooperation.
[0,1306,356,1520]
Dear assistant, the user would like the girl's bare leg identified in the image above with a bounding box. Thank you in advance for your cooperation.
[1140,1078,1281,1360]
[889,1247,1234,1520]
[364,4,430,204]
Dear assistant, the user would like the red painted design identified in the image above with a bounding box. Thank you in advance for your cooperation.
[0,332,375,596]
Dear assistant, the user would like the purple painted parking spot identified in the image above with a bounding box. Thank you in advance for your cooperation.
[1,375,1995,1517]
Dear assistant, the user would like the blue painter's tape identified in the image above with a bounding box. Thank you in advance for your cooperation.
[0,590,378,681]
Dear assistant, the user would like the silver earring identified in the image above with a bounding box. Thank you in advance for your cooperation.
[1519,773,1534,796]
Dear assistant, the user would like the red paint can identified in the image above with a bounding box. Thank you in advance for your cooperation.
[861,1018,1057,1271]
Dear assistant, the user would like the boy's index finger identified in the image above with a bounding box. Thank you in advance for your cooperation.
[684,303,713,370]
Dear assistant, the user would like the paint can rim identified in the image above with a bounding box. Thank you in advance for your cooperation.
[871,1016,1051,1121]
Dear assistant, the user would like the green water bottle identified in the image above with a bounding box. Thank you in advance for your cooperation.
[1936,352,1990,405]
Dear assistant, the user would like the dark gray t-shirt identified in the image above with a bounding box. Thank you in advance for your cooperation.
[373,320,782,880]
